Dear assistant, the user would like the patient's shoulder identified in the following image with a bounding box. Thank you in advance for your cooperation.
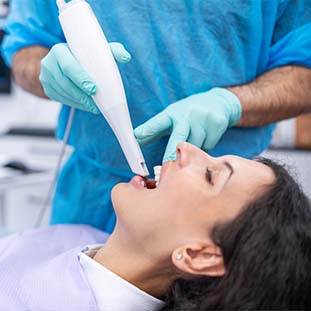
[23,224,108,240]
[0,225,102,309]
[0,225,109,255]
[28,224,108,246]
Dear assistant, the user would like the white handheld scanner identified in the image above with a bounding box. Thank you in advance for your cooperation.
[56,0,149,176]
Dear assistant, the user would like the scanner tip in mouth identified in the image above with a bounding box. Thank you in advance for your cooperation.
[130,175,156,190]
[139,162,149,177]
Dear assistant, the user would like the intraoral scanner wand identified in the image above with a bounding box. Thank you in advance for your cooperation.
[56,0,149,176]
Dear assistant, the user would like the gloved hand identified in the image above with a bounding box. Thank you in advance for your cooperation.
[134,88,242,163]
[39,42,131,114]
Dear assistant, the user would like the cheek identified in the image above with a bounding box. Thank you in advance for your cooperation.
[158,176,222,230]
[200,191,245,231]
[153,188,214,240]
[158,181,207,220]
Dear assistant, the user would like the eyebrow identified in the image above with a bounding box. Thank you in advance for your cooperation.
[224,161,234,185]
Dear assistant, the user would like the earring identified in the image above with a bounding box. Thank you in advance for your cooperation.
[176,253,183,260]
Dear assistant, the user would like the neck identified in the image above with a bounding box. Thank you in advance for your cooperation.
[93,228,175,298]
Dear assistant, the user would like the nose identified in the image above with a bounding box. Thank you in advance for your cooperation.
[176,142,215,167]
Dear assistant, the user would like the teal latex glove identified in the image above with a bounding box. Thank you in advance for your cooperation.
[134,88,242,163]
[39,42,131,114]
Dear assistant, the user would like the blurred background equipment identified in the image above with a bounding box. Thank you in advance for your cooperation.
[264,114,311,202]
[0,0,71,236]
[0,30,10,93]
[0,0,10,93]
[270,114,311,150]
[0,0,9,17]
[0,133,72,236]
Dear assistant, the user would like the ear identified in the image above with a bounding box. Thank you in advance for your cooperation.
[172,242,225,277]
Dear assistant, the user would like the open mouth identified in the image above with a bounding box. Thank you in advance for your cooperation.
[130,166,162,190]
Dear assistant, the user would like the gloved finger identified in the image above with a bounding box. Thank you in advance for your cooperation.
[202,123,227,151]
[109,42,132,63]
[43,82,99,114]
[134,112,172,145]
[187,125,206,149]
[40,64,100,114]
[55,73,99,113]
[52,43,97,95]
[163,119,190,163]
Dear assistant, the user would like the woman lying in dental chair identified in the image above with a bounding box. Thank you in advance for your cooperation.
[0,142,310,311]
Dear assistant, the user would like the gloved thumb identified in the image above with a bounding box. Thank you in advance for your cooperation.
[109,42,132,63]
[162,120,190,163]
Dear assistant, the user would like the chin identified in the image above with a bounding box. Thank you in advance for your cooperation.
[111,182,138,215]
[111,183,127,204]
[111,183,143,229]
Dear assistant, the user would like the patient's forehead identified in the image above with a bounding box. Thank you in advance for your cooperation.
[223,155,275,185]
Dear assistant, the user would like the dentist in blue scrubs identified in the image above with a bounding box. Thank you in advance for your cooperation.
[2,1,311,233]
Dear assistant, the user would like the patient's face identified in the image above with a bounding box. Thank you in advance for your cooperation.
[112,142,275,253]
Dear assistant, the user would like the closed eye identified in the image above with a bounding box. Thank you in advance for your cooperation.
[205,168,214,185]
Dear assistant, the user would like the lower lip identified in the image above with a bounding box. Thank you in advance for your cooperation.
[130,175,145,190]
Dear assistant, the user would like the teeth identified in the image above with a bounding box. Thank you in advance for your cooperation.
[153,165,162,187]
[141,180,146,188]
[154,165,162,173]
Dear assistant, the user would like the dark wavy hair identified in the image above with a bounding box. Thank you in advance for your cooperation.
[161,158,311,310]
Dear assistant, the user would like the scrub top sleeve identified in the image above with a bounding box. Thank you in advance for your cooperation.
[267,0,311,70]
[1,0,64,67]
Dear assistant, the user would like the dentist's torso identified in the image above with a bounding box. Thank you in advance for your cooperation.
[60,0,278,171]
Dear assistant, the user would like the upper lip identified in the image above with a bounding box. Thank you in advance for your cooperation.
[159,161,171,183]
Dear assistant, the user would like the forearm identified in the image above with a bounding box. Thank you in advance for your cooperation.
[228,66,311,126]
[12,46,49,98]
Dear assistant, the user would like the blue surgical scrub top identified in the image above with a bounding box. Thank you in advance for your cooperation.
[2,0,311,232]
